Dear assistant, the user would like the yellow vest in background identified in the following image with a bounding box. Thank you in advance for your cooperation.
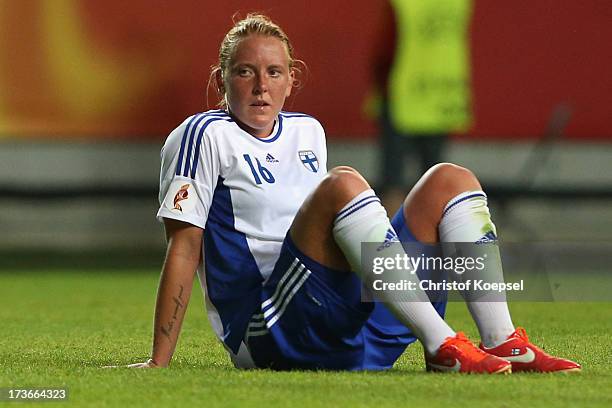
[388,0,472,134]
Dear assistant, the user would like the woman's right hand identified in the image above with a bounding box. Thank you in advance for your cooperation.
[102,358,161,369]
[126,359,160,368]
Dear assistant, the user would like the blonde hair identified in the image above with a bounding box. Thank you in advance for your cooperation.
[208,13,304,108]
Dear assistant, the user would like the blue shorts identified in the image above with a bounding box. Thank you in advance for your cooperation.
[245,207,447,370]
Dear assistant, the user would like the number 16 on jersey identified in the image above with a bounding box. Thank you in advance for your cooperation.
[243,154,276,185]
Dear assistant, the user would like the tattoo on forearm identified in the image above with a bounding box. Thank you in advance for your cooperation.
[160,284,185,340]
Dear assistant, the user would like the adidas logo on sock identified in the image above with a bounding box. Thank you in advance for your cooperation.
[475,231,497,244]
[376,228,399,251]
[266,153,279,163]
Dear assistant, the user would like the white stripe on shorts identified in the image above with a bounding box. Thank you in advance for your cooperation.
[249,260,302,326]
[263,264,306,319]
[262,258,300,308]
[265,269,311,328]
[247,257,312,337]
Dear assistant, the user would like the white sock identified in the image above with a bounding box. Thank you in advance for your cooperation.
[332,189,455,355]
[439,191,515,348]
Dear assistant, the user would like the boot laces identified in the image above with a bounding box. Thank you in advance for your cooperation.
[443,332,489,362]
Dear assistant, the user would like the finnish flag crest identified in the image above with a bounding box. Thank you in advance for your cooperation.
[299,150,319,173]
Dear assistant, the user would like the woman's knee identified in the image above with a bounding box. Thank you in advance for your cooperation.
[289,166,368,271]
[316,166,371,206]
[402,163,481,242]
[420,163,481,195]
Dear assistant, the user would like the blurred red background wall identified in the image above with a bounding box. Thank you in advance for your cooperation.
[0,0,610,140]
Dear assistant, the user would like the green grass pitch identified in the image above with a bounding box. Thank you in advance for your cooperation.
[1,269,611,407]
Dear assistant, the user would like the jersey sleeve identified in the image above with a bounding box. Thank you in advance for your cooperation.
[314,119,328,174]
[156,115,220,230]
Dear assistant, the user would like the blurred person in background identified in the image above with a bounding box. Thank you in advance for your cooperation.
[369,0,473,213]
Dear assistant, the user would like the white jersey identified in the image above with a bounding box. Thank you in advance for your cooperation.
[157,109,327,353]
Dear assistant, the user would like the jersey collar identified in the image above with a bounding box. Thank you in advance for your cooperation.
[228,110,284,143]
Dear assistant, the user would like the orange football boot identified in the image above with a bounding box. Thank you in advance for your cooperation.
[426,332,512,374]
[480,327,581,373]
